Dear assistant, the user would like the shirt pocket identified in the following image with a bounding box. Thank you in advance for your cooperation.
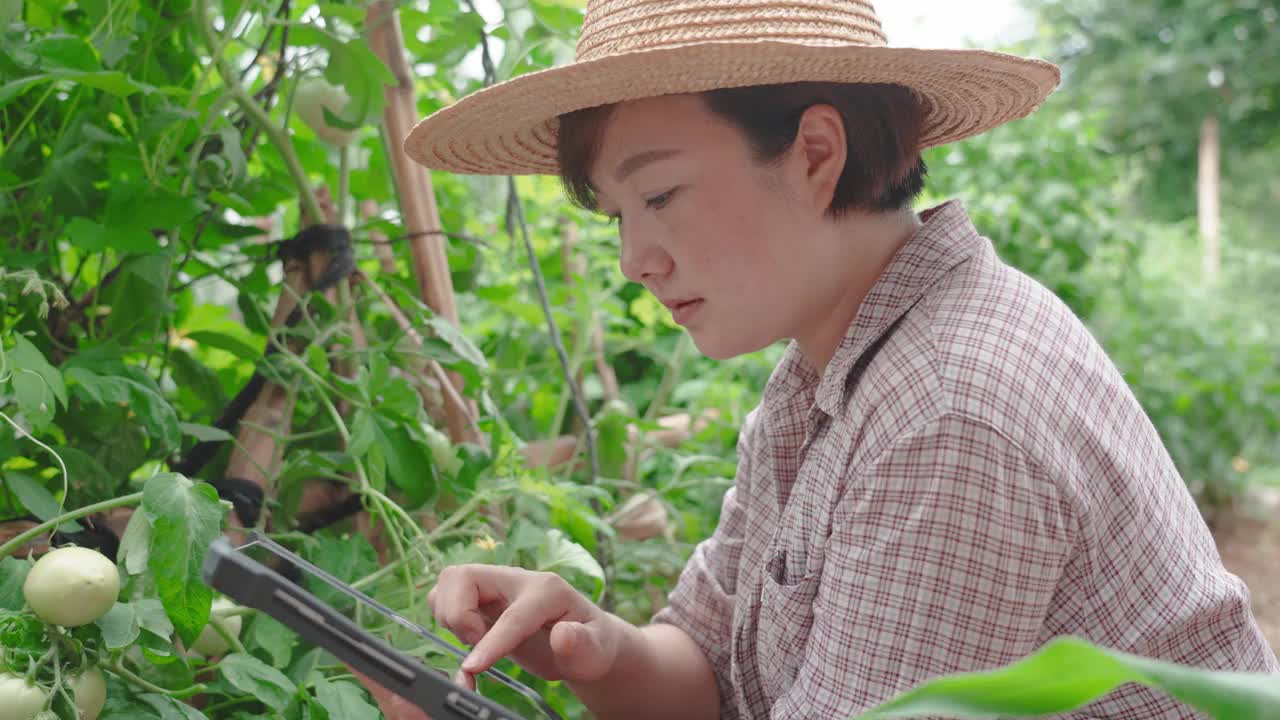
[755,545,822,698]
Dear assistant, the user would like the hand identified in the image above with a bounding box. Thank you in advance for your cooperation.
[428,565,623,686]
[350,666,432,720]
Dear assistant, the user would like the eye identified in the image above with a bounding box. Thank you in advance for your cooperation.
[645,188,677,210]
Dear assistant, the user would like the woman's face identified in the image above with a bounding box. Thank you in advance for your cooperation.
[590,94,838,360]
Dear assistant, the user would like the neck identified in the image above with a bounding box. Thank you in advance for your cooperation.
[794,207,922,375]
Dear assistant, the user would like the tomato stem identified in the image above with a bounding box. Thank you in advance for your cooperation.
[0,492,144,561]
[193,0,323,224]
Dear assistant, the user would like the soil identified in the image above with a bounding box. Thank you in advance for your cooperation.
[1210,494,1280,653]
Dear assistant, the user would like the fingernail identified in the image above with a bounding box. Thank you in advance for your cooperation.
[462,653,481,673]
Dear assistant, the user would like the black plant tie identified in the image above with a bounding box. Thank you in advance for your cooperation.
[208,476,265,528]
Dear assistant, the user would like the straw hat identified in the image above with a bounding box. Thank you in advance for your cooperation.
[404,0,1060,176]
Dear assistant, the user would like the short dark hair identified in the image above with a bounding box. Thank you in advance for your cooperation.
[556,82,928,219]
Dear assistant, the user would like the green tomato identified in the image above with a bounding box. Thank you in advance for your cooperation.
[190,597,243,657]
[23,546,120,627]
[0,672,47,720]
[294,78,358,147]
[69,667,106,720]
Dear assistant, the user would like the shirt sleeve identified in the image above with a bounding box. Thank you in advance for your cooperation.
[649,410,759,720]
[770,411,1078,720]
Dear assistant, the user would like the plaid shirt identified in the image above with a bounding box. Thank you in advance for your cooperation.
[651,200,1279,719]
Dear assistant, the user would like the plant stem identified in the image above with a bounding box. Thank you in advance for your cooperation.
[0,492,144,560]
[213,616,249,655]
[194,0,322,223]
[112,658,207,698]
[644,333,692,421]
[505,181,612,609]
[338,144,350,226]
[1,409,70,519]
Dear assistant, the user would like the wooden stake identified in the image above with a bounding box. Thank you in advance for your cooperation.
[366,2,478,444]
[1199,114,1221,285]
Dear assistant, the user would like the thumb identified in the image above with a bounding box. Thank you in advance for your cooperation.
[548,620,616,682]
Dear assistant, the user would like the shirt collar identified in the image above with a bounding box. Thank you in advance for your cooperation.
[770,199,988,417]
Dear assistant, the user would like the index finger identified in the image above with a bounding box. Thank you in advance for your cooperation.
[461,592,556,674]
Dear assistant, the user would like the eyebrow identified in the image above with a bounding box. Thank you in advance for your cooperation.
[612,148,682,184]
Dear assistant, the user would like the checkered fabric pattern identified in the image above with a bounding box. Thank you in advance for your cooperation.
[651,200,1279,719]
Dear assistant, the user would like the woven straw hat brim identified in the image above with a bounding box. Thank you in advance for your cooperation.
[404,40,1060,176]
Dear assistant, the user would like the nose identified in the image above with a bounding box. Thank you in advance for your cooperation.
[618,220,673,283]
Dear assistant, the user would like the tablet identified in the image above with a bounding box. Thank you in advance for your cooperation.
[201,535,545,720]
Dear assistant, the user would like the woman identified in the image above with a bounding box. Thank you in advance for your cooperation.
[366,1,1279,717]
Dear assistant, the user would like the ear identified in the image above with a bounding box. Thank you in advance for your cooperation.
[787,104,847,214]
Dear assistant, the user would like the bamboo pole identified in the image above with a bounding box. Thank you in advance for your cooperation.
[366,2,478,444]
[1198,114,1221,285]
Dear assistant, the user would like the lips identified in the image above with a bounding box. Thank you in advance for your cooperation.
[660,297,704,325]
[658,296,700,311]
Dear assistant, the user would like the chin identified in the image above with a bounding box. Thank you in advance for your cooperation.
[689,328,776,361]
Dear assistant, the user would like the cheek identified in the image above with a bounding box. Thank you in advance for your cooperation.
[681,184,780,277]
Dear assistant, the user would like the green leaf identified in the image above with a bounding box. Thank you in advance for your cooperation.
[377,417,436,507]
[118,509,152,575]
[184,330,261,361]
[0,0,19,24]
[100,677,163,720]
[424,317,488,371]
[0,71,145,107]
[313,677,380,720]
[854,636,1280,720]
[178,422,232,442]
[120,367,181,458]
[219,653,297,711]
[95,602,141,649]
[5,472,79,533]
[348,408,376,457]
[8,335,66,427]
[142,473,225,646]
[303,533,378,612]
[0,557,33,610]
[134,597,174,640]
[535,528,604,588]
[246,613,296,668]
[137,693,208,720]
[65,366,131,405]
[64,216,109,251]
[33,34,101,71]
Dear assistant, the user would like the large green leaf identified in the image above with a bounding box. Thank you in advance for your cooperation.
[854,636,1280,719]
[246,614,296,668]
[0,69,152,108]
[142,473,225,646]
[219,653,297,711]
[95,602,141,649]
[7,335,66,428]
[312,677,380,720]
[535,528,604,590]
